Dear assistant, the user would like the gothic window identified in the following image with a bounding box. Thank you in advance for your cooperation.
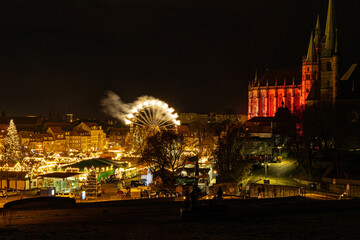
[295,93,300,110]
[286,94,291,109]
[261,94,266,116]
[327,62,332,71]
[269,95,274,116]
[278,94,283,108]
[306,74,310,80]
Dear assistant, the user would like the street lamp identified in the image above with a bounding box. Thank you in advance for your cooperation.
[261,162,270,179]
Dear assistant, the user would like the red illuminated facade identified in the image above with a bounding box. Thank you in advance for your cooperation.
[248,0,339,119]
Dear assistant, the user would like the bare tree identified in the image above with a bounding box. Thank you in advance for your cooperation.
[140,131,186,186]
[214,122,251,183]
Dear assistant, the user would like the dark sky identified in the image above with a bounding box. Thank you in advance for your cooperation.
[0,0,359,118]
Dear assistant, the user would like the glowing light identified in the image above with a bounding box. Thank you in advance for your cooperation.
[124,98,181,131]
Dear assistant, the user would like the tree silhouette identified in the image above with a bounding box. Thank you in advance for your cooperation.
[214,122,251,183]
[140,131,186,186]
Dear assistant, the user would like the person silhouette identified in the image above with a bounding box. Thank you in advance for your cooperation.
[216,187,223,205]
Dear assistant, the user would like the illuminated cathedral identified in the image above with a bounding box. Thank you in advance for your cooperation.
[248,0,339,119]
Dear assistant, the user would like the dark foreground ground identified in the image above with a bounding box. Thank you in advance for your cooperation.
[1,197,360,240]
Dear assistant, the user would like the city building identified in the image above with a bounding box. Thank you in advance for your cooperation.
[106,127,130,148]
[47,126,67,153]
[0,116,42,132]
[75,122,106,151]
[179,112,246,125]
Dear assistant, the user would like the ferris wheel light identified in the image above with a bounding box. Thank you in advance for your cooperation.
[124,97,179,131]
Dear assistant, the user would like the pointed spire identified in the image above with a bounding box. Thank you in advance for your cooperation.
[306,32,316,62]
[314,14,321,45]
[324,0,336,55]
[254,70,258,85]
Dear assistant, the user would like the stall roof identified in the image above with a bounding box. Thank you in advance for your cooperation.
[62,158,126,171]
[40,172,81,179]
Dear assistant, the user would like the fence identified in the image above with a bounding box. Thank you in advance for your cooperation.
[249,183,301,198]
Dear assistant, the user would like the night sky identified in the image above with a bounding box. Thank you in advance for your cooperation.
[0,0,359,118]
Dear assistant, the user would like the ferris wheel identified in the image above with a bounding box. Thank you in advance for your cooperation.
[124,99,181,132]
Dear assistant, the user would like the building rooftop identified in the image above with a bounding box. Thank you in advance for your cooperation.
[253,68,302,87]
[40,172,82,179]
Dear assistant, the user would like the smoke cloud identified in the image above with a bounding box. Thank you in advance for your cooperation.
[101,91,164,123]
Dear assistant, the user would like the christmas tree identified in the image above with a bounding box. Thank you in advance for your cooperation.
[86,166,98,197]
[1,119,21,167]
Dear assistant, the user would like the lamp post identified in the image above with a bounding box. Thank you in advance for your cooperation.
[262,162,270,179]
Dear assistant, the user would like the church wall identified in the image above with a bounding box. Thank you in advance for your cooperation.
[248,84,301,119]
[320,56,334,101]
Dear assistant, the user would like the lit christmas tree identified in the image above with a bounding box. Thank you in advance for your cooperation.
[1,119,21,167]
[86,166,98,197]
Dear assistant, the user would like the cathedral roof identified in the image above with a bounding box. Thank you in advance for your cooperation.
[258,68,302,87]
[306,80,321,101]
[338,63,360,99]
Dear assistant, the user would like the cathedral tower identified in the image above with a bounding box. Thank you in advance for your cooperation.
[304,0,340,106]
[301,31,319,109]
[319,0,340,104]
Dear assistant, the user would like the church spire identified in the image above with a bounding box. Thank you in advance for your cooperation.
[324,0,336,56]
[306,32,316,62]
[254,70,258,85]
[314,14,321,45]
